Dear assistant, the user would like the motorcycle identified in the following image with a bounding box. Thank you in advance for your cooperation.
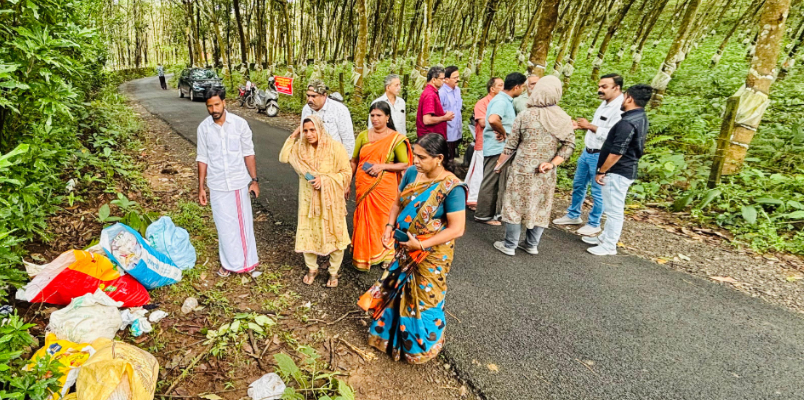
[238,85,257,109]
[254,77,280,117]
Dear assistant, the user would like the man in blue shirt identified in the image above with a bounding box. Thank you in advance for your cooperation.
[439,65,463,163]
[474,72,526,225]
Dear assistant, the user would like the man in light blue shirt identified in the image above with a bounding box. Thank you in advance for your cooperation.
[439,65,463,163]
[474,72,526,224]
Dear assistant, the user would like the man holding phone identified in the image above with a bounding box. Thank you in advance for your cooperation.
[196,88,260,278]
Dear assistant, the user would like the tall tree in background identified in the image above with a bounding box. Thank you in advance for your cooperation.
[416,0,435,74]
[354,0,368,102]
[590,0,636,81]
[527,0,561,77]
[649,0,702,108]
[722,0,792,173]
[233,0,249,72]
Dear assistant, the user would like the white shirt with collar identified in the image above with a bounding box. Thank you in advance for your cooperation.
[196,111,255,192]
[301,98,355,155]
[368,93,406,136]
[584,93,624,150]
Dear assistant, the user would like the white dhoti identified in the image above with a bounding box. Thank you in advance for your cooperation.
[210,186,259,273]
[465,148,484,206]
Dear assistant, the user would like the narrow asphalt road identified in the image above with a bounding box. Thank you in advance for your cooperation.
[124,76,804,400]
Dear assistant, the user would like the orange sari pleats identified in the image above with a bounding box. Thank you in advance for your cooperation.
[352,133,411,271]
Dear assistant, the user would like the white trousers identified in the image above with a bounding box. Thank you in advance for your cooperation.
[465,149,484,205]
[210,186,259,273]
[598,174,634,253]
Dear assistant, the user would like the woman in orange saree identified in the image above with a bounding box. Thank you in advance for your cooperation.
[349,101,412,272]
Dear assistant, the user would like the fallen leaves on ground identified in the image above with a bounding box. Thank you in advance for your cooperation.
[486,364,499,373]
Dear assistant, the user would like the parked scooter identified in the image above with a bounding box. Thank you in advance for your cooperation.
[254,77,280,117]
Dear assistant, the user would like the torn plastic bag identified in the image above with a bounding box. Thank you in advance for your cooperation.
[15,250,150,307]
[48,290,123,344]
[100,223,181,289]
[26,333,96,400]
[145,216,197,270]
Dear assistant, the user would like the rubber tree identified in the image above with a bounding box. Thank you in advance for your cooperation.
[630,0,670,73]
[416,0,435,74]
[649,0,702,108]
[354,0,368,102]
[233,0,249,72]
[711,0,765,67]
[527,0,561,77]
[591,0,636,81]
[778,14,804,78]
[722,0,792,174]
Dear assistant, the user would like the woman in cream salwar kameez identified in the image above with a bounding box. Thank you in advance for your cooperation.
[280,115,352,288]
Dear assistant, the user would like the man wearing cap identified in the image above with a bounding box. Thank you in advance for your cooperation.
[296,79,355,155]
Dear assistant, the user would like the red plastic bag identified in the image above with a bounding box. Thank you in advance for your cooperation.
[16,250,150,307]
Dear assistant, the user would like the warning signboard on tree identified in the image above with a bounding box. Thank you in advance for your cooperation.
[274,76,293,95]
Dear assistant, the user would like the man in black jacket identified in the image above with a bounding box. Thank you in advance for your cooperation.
[582,84,653,256]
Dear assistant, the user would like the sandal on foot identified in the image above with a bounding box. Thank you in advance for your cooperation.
[325,274,339,288]
[475,219,501,226]
[217,268,231,277]
[303,269,319,285]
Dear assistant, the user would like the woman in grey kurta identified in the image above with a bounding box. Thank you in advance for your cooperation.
[492,75,576,256]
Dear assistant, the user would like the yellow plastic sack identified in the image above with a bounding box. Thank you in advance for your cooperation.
[76,338,158,400]
[26,333,95,400]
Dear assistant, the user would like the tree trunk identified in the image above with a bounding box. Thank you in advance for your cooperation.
[711,0,765,67]
[233,0,249,72]
[416,0,435,74]
[391,0,408,62]
[777,9,804,78]
[474,0,500,75]
[591,0,636,81]
[649,0,702,108]
[630,0,670,73]
[354,0,368,102]
[587,0,617,59]
[722,0,791,174]
[281,0,293,66]
[563,0,596,85]
[518,1,542,57]
[527,0,561,77]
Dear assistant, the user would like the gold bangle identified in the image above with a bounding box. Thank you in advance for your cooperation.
[419,241,425,251]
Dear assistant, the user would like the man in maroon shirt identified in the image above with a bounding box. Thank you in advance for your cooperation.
[416,66,454,138]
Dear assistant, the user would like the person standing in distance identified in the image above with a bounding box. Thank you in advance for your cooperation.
[294,79,356,156]
[416,66,454,138]
[583,84,652,256]
[553,73,624,236]
[439,66,463,163]
[474,72,526,225]
[157,63,167,90]
[196,88,260,277]
[368,74,407,136]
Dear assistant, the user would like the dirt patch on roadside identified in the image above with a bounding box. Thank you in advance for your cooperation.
[550,195,804,314]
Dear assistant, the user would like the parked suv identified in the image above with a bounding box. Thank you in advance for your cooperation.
[178,68,224,101]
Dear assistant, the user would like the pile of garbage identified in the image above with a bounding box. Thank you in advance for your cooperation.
[12,216,196,400]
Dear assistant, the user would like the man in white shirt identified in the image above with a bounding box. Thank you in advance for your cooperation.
[368,74,406,136]
[553,73,624,236]
[196,88,260,277]
[296,79,355,155]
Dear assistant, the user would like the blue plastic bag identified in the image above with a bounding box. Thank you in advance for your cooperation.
[146,216,197,271]
[100,223,181,289]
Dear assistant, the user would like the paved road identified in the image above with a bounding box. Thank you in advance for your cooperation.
[124,76,804,400]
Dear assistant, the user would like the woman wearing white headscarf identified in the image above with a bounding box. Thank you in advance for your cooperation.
[492,75,576,256]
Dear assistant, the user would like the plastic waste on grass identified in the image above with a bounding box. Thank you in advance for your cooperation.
[181,297,198,314]
[100,223,181,289]
[146,216,197,270]
[120,308,153,337]
[247,373,286,400]
[48,290,123,344]
[16,250,150,307]
[25,333,96,400]
[148,310,168,323]
[76,338,159,400]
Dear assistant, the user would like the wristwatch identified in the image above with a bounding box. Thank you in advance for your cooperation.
[596,168,606,175]
[251,177,259,183]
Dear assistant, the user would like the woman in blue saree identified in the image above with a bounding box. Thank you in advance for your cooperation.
[359,133,467,364]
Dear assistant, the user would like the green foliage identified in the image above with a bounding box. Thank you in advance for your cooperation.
[274,347,354,400]
[203,313,274,358]
[0,1,145,303]
[0,312,64,400]
[97,193,159,236]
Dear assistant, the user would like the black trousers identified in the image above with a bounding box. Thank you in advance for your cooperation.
[159,76,167,90]
[474,154,510,221]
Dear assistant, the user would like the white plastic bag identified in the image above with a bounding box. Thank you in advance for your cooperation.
[248,373,286,400]
[48,290,123,343]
